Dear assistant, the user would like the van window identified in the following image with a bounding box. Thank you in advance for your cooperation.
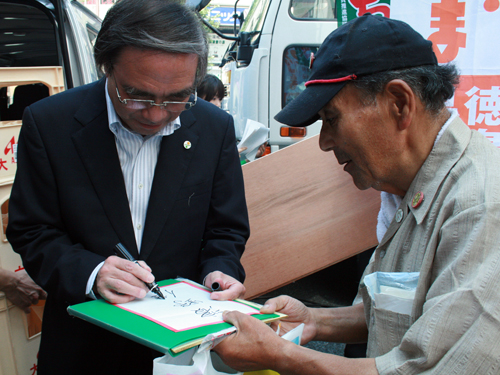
[240,0,272,33]
[282,45,319,107]
[0,2,58,67]
[66,1,102,83]
[290,0,336,19]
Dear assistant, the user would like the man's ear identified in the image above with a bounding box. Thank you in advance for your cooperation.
[385,79,415,131]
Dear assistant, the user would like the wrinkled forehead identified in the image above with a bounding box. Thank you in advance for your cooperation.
[318,84,360,116]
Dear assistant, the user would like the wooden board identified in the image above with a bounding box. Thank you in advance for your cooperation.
[241,135,380,299]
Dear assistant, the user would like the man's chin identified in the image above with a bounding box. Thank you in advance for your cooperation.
[352,180,372,191]
[348,172,372,191]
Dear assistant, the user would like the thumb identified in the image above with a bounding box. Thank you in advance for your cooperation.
[222,310,244,328]
[261,295,288,314]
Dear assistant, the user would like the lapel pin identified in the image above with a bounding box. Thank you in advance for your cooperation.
[412,191,424,208]
[183,141,192,150]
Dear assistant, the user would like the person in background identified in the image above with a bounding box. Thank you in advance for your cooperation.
[198,74,268,157]
[6,0,249,374]
[214,14,500,374]
[0,268,46,313]
[197,74,225,108]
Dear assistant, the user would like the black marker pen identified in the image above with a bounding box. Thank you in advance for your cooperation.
[114,243,165,300]
[211,282,221,292]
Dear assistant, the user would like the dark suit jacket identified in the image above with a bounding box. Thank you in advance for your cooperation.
[6,78,249,374]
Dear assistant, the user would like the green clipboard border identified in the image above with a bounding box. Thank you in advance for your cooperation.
[67,279,283,356]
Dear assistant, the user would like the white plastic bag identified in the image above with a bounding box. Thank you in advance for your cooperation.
[154,320,305,375]
[153,347,242,375]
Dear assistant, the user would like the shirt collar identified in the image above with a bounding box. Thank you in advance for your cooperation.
[434,108,458,146]
[405,111,470,225]
[105,77,181,138]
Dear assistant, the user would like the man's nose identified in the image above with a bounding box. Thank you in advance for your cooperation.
[142,105,171,123]
[319,123,335,152]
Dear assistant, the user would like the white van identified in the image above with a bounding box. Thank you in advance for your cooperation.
[218,0,338,151]
[0,1,101,373]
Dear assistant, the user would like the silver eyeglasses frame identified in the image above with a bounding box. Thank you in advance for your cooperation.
[114,80,197,112]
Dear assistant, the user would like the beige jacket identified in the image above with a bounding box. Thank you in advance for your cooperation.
[359,117,500,374]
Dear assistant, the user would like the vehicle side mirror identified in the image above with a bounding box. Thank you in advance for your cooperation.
[185,0,211,11]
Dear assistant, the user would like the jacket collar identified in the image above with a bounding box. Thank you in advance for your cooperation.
[71,79,200,258]
[71,78,138,255]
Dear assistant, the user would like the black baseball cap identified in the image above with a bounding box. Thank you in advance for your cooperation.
[274,13,438,127]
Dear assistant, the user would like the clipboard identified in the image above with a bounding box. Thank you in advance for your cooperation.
[67,279,284,355]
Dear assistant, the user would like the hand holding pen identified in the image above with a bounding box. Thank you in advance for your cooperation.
[94,244,164,303]
[114,243,165,299]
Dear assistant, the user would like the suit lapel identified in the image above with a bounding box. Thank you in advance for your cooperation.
[71,79,138,255]
[140,110,199,260]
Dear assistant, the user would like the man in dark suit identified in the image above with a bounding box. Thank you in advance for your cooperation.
[6,0,249,374]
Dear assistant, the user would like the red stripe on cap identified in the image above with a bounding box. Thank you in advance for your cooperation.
[305,74,357,87]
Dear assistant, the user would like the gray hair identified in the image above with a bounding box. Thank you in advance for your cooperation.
[94,0,208,86]
[351,63,460,116]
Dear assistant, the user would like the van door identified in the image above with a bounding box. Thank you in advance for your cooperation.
[0,0,101,88]
[268,0,337,149]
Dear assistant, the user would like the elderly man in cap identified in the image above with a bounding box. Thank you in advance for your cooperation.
[214,13,500,374]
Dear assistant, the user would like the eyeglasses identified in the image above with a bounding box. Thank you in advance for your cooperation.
[114,80,197,113]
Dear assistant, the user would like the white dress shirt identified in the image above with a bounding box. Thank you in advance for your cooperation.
[85,79,181,297]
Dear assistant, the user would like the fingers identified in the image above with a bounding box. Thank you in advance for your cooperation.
[39,288,48,300]
[222,310,274,334]
[261,295,290,314]
[96,271,145,303]
[256,143,267,158]
[120,258,154,284]
[28,291,40,305]
[211,282,246,301]
[136,260,152,273]
[218,310,285,372]
[22,306,32,314]
[205,271,246,301]
[17,295,33,313]
[95,256,152,302]
[5,289,33,313]
[14,297,32,314]
[23,277,47,302]
[222,310,246,328]
[4,270,47,311]
[204,272,219,290]
[27,286,47,303]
